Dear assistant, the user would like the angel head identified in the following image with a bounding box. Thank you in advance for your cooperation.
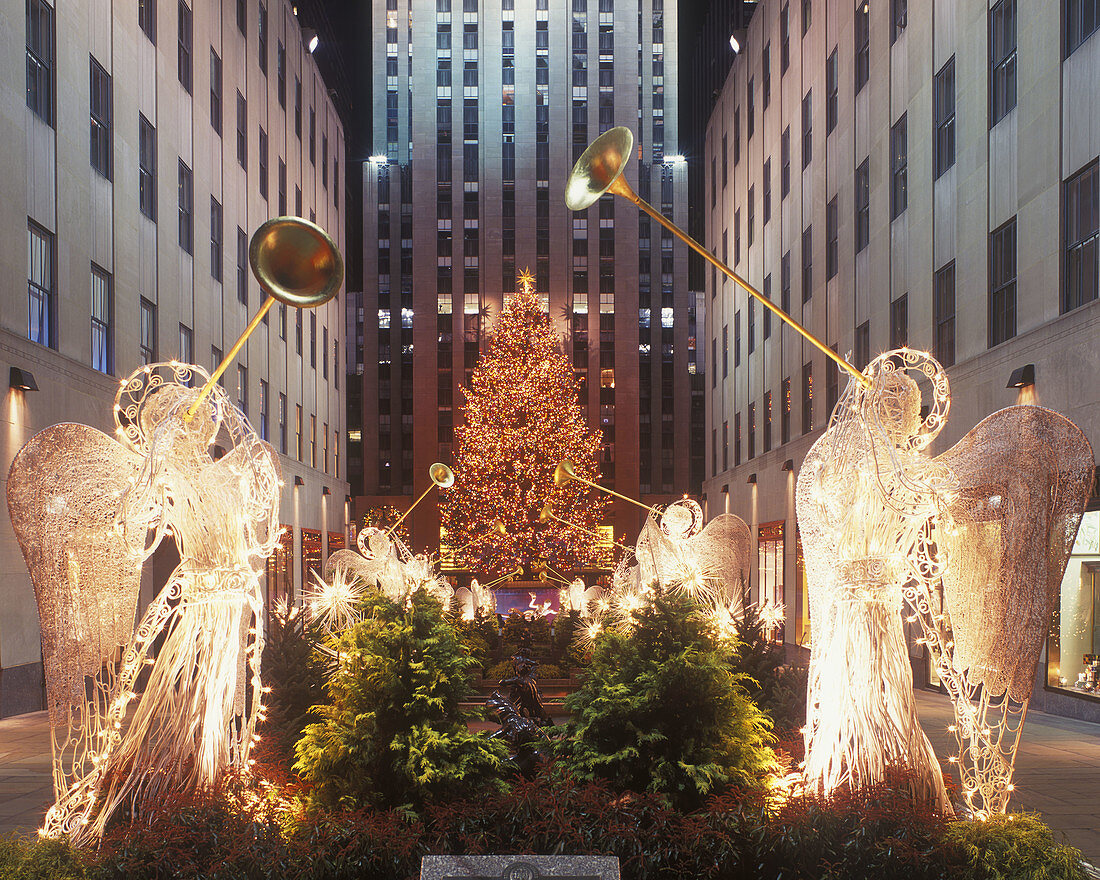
[868,368,923,447]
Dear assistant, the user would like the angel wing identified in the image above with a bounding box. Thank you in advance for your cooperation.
[682,513,753,611]
[6,423,148,728]
[934,405,1094,703]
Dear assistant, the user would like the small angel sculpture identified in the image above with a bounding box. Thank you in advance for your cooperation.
[797,350,1093,816]
[7,363,280,843]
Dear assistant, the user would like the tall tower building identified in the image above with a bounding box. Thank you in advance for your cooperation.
[0,0,348,717]
[350,0,703,552]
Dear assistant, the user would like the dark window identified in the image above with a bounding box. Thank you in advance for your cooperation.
[258,2,268,74]
[236,92,247,168]
[801,225,812,303]
[258,127,268,199]
[1064,161,1099,312]
[934,261,956,366]
[826,196,838,279]
[989,217,1017,346]
[801,362,813,434]
[826,350,838,414]
[781,127,790,197]
[734,312,741,366]
[781,250,791,313]
[748,185,755,246]
[323,326,329,379]
[139,114,157,220]
[91,265,112,373]
[177,160,193,254]
[802,0,811,36]
[762,44,771,109]
[237,227,248,304]
[990,0,1017,126]
[277,41,286,107]
[27,223,54,348]
[748,402,756,460]
[801,90,812,169]
[748,299,756,353]
[90,58,112,179]
[732,415,739,465]
[734,108,741,164]
[177,2,192,92]
[278,393,287,453]
[210,49,222,134]
[854,320,870,370]
[210,197,222,281]
[1067,0,1100,55]
[892,0,907,43]
[763,159,771,223]
[890,294,908,348]
[891,113,907,219]
[764,390,772,451]
[278,159,287,214]
[735,209,741,264]
[322,133,329,187]
[26,0,54,125]
[722,133,728,188]
[179,324,192,370]
[780,3,790,72]
[763,274,772,339]
[855,0,869,93]
[139,0,156,43]
[934,57,955,178]
[294,77,302,139]
[140,297,157,364]
[722,324,728,377]
[712,337,717,387]
[855,158,870,252]
[747,78,755,139]
[310,312,317,368]
[309,107,316,164]
[259,380,269,441]
[826,48,838,134]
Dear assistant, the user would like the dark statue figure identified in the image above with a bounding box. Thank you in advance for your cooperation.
[499,646,552,724]
[485,691,550,776]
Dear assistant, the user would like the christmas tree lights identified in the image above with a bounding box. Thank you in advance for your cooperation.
[440,272,605,578]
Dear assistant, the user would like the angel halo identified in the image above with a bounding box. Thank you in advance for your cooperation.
[797,348,1093,818]
[7,362,280,844]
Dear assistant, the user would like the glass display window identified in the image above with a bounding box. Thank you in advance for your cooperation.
[1047,510,1100,696]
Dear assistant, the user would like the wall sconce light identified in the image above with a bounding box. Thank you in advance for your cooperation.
[721,484,729,494]
[293,475,305,487]
[1007,364,1035,389]
[9,366,38,392]
[302,27,319,53]
[747,473,757,484]
[781,459,794,472]
[322,486,331,496]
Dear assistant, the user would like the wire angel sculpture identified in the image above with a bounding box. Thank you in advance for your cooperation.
[6,363,280,844]
[599,499,753,638]
[455,578,495,621]
[797,349,1093,816]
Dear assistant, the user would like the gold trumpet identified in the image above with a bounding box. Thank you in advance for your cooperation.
[553,459,661,517]
[539,500,631,552]
[186,216,344,420]
[483,566,523,588]
[566,128,870,389]
[446,518,508,561]
[386,462,455,537]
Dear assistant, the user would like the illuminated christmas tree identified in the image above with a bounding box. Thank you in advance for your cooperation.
[441,270,605,578]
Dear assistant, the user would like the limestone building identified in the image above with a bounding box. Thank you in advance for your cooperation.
[705,0,1100,719]
[0,0,348,716]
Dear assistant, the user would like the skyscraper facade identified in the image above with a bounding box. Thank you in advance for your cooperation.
[704,0,1100,720]
[350,0,703,552]
[0,0,348,717]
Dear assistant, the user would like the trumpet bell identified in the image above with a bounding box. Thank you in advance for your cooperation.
[538,501,553,523]
[553,460,577,486]
[492,518,508,536]
[249,216,344,308]
[429,462,455,488]
[564,126,635,211]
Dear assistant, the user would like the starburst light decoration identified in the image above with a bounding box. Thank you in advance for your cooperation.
[6,363,280,844]
[304,567,366,633]
[797,348,1093,817]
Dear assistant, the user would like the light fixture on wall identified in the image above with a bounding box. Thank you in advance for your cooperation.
[1007,364,1035,389]
[9,367,38,392]
[303,27,319,53]
[729,29,746,55]
[781,459,794,472]
[293,475,305,487]
[747,473,757,484]
[322,486,331,496]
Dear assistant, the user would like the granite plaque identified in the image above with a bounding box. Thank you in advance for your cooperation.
[420,855,620,880]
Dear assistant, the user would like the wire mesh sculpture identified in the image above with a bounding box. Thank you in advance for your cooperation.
[797,349,1094,816]
[6,363,280,844]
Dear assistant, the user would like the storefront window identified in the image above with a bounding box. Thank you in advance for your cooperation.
[302,527,322,588]
[795,532,810,647]
[1048,510,1100,695]
[758,521,785,642]
[266,526,293,609]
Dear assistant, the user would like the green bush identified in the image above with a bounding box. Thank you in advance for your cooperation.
[294,589,511,813]
[942,813,1088,880]
[555,587,777,810]
[451,610,499,672]
[0,835,88,880]
[260,602,327,762]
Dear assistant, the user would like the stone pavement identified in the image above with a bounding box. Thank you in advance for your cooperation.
[914,687,1100,865]
[0,692,1097,867]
